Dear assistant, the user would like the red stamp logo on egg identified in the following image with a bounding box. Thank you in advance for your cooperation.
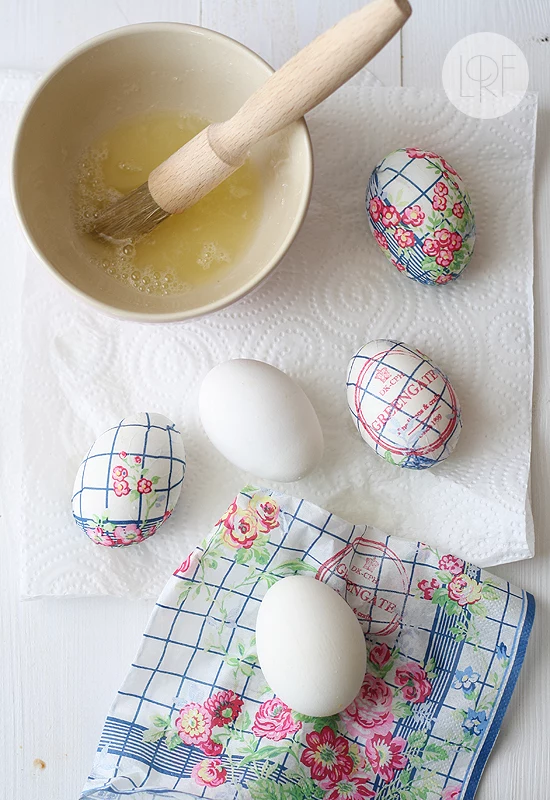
[317,537,408,637]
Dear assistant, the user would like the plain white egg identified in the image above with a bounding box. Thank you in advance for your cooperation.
[256,576,366,717]
[199,359,324,482]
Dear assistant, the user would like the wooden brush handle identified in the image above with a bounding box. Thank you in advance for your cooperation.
[149,0,411,214]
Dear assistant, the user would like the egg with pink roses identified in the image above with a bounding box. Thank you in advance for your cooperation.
[72,412,186,547]
[366,148,475,285]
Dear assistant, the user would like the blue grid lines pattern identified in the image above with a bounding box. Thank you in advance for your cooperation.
[81,488,534,800]
[347,340,461,470]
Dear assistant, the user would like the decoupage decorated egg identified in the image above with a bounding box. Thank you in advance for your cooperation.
[72,412,185,546]
[366,148,475,285]
[347,340,461,470]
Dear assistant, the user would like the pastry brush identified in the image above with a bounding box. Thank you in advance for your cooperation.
[93,0,411,242]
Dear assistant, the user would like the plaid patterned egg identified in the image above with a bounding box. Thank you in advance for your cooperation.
[72,412,186,546]
[366,148,475,285]
[347,340,462,470]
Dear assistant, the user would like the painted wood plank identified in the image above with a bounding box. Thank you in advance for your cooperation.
[0,0,201,70]
[1,3,549,800]
[200,0,402,84]
[402,2,550,799]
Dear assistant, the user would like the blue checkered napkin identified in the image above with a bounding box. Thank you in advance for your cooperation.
[81,488,534,800]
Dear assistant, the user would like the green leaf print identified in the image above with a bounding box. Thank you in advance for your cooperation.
[142,729,164,743]
[151,714,171,729]
[165,730,181,751]
[482,584,499,601]
[431,587,449,606]
[449,622,468,641]
[313,716,339,733]
[392,700,414,719]
[408,730,428,749]
[254,547,271,566]
[235,547,253,565]
[400,769,412,786]
[240,743,294,767]
[423,743,448,762]
[249,782,304,800]
[177,581,194,605]
[435,570,454,584]
[468,601,488,617]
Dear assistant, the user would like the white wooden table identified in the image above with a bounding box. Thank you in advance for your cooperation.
[1,1,549,798]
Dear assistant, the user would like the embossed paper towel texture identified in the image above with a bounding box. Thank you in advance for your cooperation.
[13,78,536,596]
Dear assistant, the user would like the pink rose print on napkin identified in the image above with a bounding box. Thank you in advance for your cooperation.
[175,703,213,747]
[422,238,440,257]
[112,465,128,480]
[251,698,301,741]
[381,205,400,227]
[201,738,223,757]
[373,230,389,250]
[113,479,130,497]
[440,157,459,176]
[222,507,258,550]
[191,758,227,787]
[204,690,243,727]
[326,776,375,800]
[453,202,464,218]
[369,196,383,222]
[401,204,425,227]
[365,731,408,783]
[248,495,280,533]
[300,726,354,785]
[137,477,153,494]
[439,554,465,575]
[369,643,392,668]
[442,784,462,800]
[432,194,447,211]
[394,228,415,248]
[448,574,483,606]
[436,274,454,284]
[435,249,453,267]
[418,577,440,600]
[112,524,144,545]
[341,674,394,736]
[448,232,463,252]
[395,662,432,703]
[434,181,448,197]
[406,148,436,159]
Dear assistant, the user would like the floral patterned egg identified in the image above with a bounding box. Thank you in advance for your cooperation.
[72,412,186,546]
[366,148,475,285]
[347,340,461,469]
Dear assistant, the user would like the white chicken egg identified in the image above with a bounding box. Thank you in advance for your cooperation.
[199,359,324,483]
[255,576,367,717]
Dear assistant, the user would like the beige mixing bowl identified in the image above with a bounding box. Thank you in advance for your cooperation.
[12,23,313,322]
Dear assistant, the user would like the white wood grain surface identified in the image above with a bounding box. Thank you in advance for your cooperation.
[1,2,548,798]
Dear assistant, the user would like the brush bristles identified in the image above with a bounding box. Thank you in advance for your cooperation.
[92,182,170,242]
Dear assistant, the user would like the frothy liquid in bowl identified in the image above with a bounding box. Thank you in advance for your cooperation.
[72,111,263,296]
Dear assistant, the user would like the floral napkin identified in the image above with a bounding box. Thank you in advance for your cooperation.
[81,488,534,800]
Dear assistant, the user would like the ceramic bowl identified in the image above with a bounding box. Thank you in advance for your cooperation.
[12,23,313,322]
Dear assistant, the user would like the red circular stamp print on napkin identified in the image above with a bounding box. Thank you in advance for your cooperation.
[317,537,409,636]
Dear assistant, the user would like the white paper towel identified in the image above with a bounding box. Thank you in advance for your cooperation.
[3,72,536,598]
